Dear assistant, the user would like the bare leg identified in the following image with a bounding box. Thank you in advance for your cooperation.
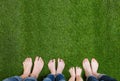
[76,67,83,81]
[69,67,75,81]
[48,59,56,75]
[21,58,32,79]
[56,58,65,74]
[91,58,100,78]
[30,56,44,78]
[82,58,93,77]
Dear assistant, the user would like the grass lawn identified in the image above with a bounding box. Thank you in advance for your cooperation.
[0,0,120,81]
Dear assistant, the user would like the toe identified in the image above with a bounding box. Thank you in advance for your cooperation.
[84,58,88,62]
[40,57,44,63]
[83,58,89,65]
[53,59,55,63]
[23,62,25,65]
[85,58,89,62]
[92,58,95,62]
[38,57,41,61]
[83,59,86,64]
[69,67,72,72]
[25,58,29,61]
[52,59,54,62]
[28,58,31,61]
[76,67,78,70]
[83,61,87,69]
[29,58,32,61]
[73,67,75,72]
[73,67,75,70]
[58,58,60,62]
[61,59,64,63]
[92,58,95,60]
[50,59,52,63]
[94,58,98,64]
[60,58,62,62]
[35,56,39,61]
[27,58,30,61]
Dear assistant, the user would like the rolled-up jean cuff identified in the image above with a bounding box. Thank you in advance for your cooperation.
[46,74,55,81]
[24,77,37,81]
[56,74,65,81]
[98,75,117,81]
[3,76,23,81]
[86,76,98,81]
[97,74,105,79]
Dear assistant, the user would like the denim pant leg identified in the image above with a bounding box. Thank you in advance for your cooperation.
[23,77,37,81]
[98,75,117,81]
[3,76,23,81]
[87,76,99,81]
[43,74,55,81]
[56,74,65,81]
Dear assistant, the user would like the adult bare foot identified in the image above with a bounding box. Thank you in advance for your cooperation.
[48,59,56,75]
[56,58,65,74]
[69,67,75,81]
[76,67,83,81]
[30,56,44,78]
[21,58,32,79]
[91,58,100,77]
[83,58,92,77]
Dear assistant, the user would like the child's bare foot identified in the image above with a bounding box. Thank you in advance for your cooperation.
[57,58,65,74]
[69,67,75,77]
[30,56,44,78]
[69,67,75,81]
[91,58,100,77]
[21,58,32,79]
[48,59,56,75]
[76,67,83,81]
[83,58,92,77]
[76,67,82,77]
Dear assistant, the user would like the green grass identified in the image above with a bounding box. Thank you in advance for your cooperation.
[0,0,120,81]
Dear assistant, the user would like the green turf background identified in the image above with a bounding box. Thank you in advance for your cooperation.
[0,0,120,81]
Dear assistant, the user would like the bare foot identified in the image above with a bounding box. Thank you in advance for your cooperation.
[69,67,75,77]
[76,67,83,81]
[21,58,32,79]
[57,58,65,74]
[30,56,44,78]
[91,58,100,77]
[48,59,56,75]
[69,67,75,81]
[82,58,92,77]
[76,67,82,77]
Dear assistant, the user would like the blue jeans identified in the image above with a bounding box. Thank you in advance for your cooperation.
[43,74,65,81]
[87,75,117,81]
[3,76,37,81]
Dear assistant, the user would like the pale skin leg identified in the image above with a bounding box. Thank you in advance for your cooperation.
[30,56,44,78]
[21,57,32,79]
[69,67,75,81]
[48,59,56,75]
[56,58,65,74]
[76,67,83,81]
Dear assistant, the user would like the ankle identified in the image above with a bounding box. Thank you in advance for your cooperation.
[57,70,62,74]
[21,74,29,79]
[93,73,101,78]
[86,73,93,77]
[76,75,80,78]
[30,73,38,79]
[51,72,56,75]
[71,76,75,79]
